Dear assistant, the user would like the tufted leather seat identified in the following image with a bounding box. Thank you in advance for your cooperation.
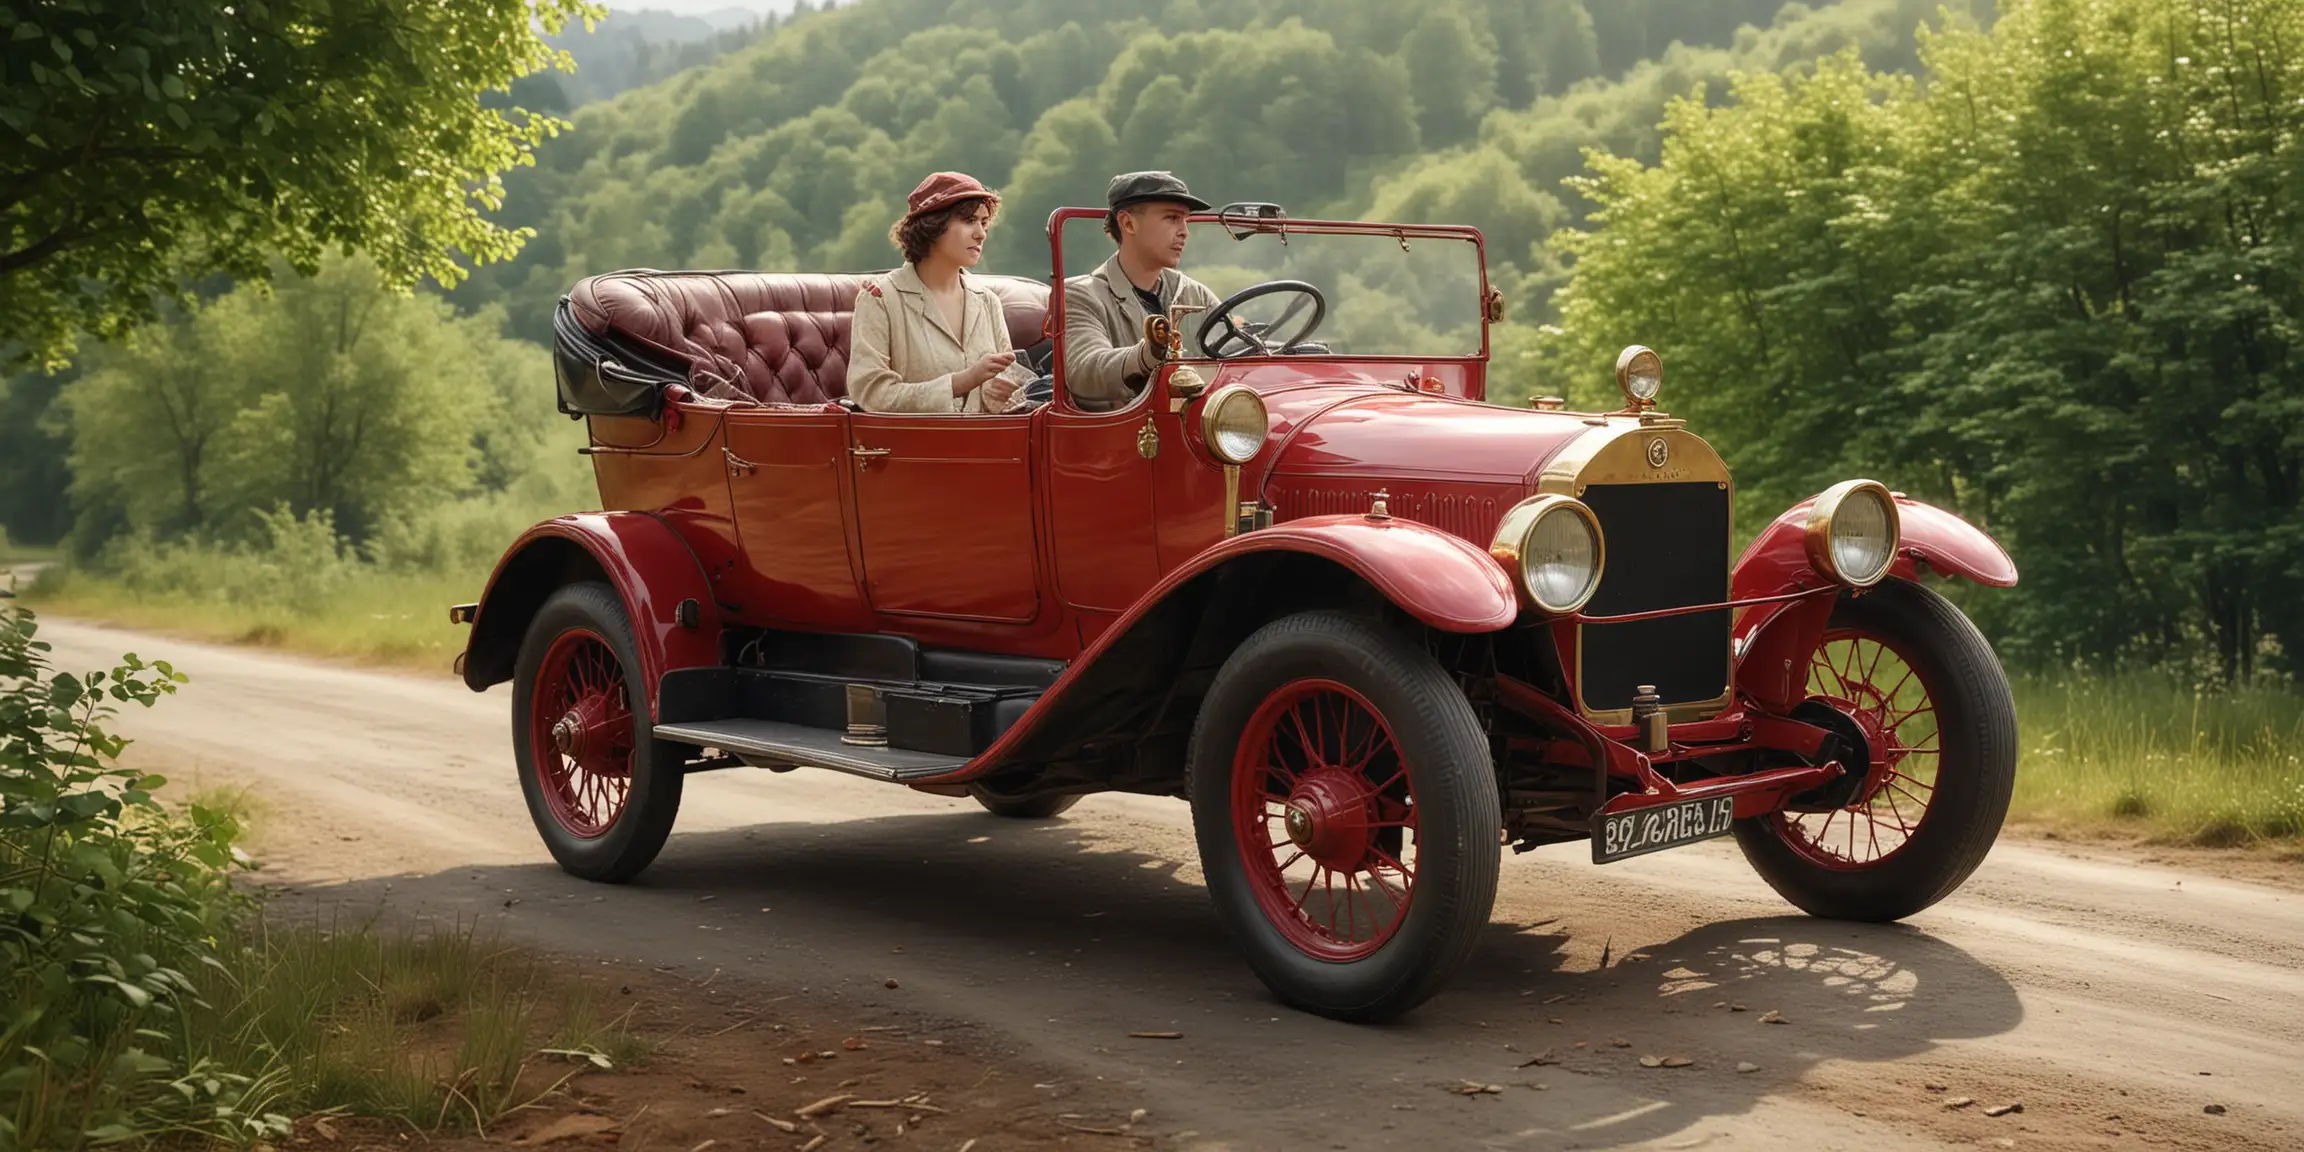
[566,269,1051,406]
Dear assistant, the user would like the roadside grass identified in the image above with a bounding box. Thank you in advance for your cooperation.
[189,916,649,1137]
[27,565,478,674]
[2008,672,2304,847]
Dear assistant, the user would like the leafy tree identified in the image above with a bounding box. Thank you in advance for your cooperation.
[65,256,547,548]
[1402,7,1499,147]
[0,0,594,371]
[1547,0,2303,679]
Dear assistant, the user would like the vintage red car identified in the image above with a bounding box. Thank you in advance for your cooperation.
[453,204,2019,1021]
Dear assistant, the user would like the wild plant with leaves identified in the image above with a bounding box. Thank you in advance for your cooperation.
[0,605,286,1149]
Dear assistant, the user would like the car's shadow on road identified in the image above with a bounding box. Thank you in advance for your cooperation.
[282,808,2024,1146]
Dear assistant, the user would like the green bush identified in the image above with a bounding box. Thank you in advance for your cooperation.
[0,604,287,1149]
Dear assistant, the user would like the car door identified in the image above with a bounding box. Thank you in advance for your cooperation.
[848,410,1042,623]
[720,406,876,632]
[1046,399,1164,634]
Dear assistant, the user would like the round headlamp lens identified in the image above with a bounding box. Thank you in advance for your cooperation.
[1202,387,1268,464]
[1617,345,1662,404]
[1830,485,1897,586]
[1525,504,1602,612]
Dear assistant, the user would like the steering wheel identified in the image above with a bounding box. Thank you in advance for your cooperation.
[1197,280,1328,359]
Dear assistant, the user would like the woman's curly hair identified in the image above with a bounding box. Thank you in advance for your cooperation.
[890,195,1000,265]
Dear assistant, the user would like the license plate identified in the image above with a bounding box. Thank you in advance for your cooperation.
[1594,796,1738,864]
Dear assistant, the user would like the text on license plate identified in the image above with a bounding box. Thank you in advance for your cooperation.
[1595,796,1737,864]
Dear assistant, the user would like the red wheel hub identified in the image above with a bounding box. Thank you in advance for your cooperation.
[530,629,634,840]
[1281,771,1377,872]
[1232,679,1418,962]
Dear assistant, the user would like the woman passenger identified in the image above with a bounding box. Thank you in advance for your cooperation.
[848,172,1038,413]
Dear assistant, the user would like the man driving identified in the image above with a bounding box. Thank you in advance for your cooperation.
[1062,171,1222,411]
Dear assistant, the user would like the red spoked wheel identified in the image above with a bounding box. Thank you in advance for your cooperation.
[1231,680,1419,961]
[529,629,635,839]
[1734,580,2016,921]
[1190,611,1499,1022]
[512,583,684,883]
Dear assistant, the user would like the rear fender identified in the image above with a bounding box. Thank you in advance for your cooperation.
[1731,493,2014,711]
[918,515,1517,784]
[459,513,722,719]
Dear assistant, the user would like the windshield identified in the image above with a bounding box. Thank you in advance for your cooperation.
[1056,214,1487,361]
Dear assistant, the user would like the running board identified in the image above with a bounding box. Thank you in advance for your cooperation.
[652,719,967,783]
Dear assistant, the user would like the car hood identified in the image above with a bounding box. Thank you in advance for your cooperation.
[1257,383,1597,490]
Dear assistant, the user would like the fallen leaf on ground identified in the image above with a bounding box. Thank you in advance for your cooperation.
[751,1111,796,1133]
[798,1137,826,1152]
[1984,1103,2024,1118]
[1944,1097,1976,1110]
[1638,1056,1663,1069]
[518,1114,619,1145]
[885,979,900,989]
[2204,1104,2227,1116]
[1449,1081,1504,1095]
[1128,1031,1183,1040]
[1129,1108,1148,1125]
[311,1118,339,1142]
[1610,1038,1631,1048]
[1735,1062,1761,1074]
[1925,1082,1948,1092]
[842,1037,867,1051]
[1758,1010,1787,1025]
[1661,1057,1694,1068]
[1517,1051,1560,1068]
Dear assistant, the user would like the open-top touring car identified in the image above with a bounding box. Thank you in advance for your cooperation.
[453,203,2019,1021]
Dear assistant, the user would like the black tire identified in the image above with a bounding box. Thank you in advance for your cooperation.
[969,788,1082,819]
[1188,611,1501,1022]
[1733,579,2016,920]
[512,582,685,883]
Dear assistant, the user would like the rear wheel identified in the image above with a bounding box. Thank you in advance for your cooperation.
[1733,579,2015,920]
[1189,611,1500,1022]
[513,583,684,882]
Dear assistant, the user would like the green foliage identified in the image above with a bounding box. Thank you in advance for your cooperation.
[62,254,581,553]
[0,605,287,1149]
[447,0,1961,341]
[1546,0,2303,679]
[0,0,598,372]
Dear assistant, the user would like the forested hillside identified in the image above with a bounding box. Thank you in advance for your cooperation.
[449,0,1992,344]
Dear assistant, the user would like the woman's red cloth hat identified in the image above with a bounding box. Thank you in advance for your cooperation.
[905,172,998,220]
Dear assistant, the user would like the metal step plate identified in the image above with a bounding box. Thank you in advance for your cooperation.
[652,719,966,782]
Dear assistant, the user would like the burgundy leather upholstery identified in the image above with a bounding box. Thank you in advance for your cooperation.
[567,270,1051,406]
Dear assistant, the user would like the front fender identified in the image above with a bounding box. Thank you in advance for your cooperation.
[1196,514,1521,633]
[459,512,722,719]
[1730,491,2013,711]
[1734,492,2016,602]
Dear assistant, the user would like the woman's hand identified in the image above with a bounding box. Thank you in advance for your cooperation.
[980,371,1022,410]
[952,350,1018,395]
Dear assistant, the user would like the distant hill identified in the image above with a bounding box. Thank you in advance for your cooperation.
[526,3,842,108]
[455,0,1992,343]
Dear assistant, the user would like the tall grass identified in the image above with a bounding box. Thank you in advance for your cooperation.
[188,918,643,1136]
[2009,672,2304,846]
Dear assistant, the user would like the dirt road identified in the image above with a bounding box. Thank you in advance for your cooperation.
[38,617,2302,1150]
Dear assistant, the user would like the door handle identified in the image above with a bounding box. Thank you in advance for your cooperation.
[850,444,893,470]
[723,448,758,477]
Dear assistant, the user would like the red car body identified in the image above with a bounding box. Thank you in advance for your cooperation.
[457,208,2020,1020]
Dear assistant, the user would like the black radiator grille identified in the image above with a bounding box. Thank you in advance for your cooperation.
[1576,482,1732,714]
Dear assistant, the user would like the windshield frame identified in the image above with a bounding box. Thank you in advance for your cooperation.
[1045,207,1494,395]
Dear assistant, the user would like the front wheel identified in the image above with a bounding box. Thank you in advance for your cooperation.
[1733,579,2016,920]
[512,582,685,882]
[1189,611,1501,1022]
